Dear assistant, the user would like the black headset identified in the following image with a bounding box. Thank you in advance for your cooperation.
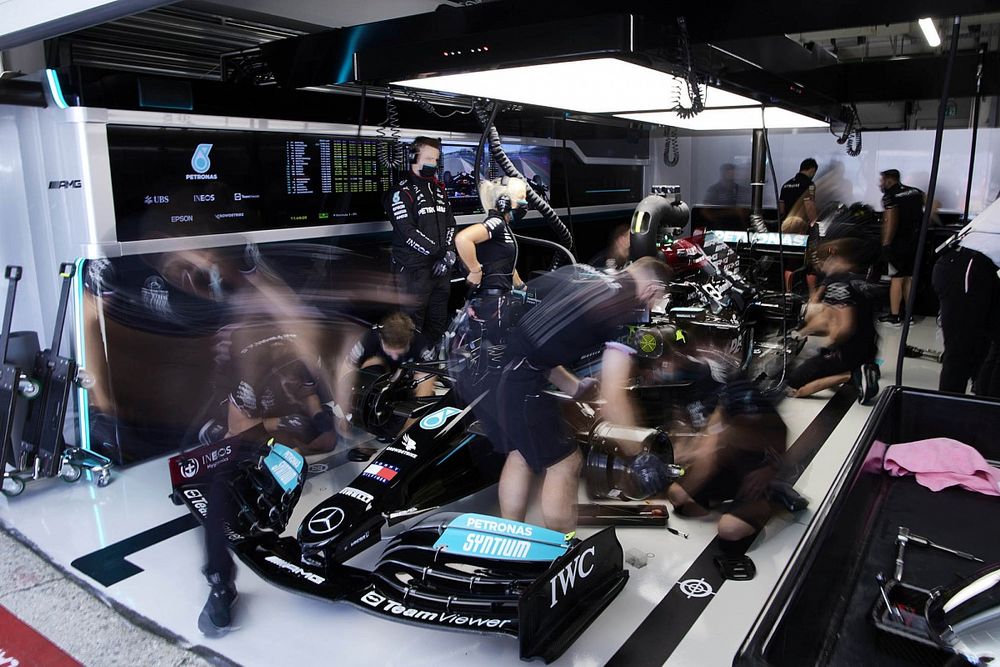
[408,138,443,166]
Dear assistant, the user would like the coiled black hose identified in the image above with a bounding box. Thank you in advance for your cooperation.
[473,102,575,269]
[472,101,499,205]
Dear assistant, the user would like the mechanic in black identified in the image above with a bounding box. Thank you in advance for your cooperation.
[492,258,672,532]
[779,158,818,223]
[786,223,880,404]
[933,197,1000,395]
[335,312,436,436]
[386,136,457,345]
[879,169,926,324]
[779,159,820,294]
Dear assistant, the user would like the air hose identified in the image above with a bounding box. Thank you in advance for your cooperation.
[474,101,575,269]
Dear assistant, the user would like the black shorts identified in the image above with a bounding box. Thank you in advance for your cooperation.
[786,349,855,389]
[494,360,575,473]
[886,244,916,277]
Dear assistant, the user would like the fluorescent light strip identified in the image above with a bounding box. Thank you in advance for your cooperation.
[616,106,828,131]
[45,68,69,109]
[393,57,756,114]
[918,18,941,48]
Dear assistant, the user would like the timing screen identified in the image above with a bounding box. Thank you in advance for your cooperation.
[108,125,394,242]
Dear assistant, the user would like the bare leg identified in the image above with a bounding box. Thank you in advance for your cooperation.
[718,513,758,541]
[498,451,533,523]
[890,277,904,315]
[539,449,583,533]
[788,372,852,398]
[667,483,710,517]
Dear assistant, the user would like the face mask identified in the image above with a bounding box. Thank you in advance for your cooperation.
[419,164,437,178]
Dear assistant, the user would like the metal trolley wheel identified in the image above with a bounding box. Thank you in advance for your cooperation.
[2,475,25,497]
[60,463,83,483]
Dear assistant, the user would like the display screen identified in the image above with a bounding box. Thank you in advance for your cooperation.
[440,143,551,215]
[107,125,394,242]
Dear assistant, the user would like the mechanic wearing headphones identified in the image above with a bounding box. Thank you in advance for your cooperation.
[933,197,1000,396]
[493,258,672,532]
[386,137,457,346]
[335,312,436,436]
[878,169,926,325]
[454,177,528,342]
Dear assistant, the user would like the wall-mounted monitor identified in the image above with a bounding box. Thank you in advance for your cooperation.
[107,125,395,242]
[440,143,551,215]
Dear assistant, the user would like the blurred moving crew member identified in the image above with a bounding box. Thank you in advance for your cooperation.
[588,222,631,272]
[386,137,457,345]
[494,258,671,532]
[933,197,1000,396]
[786,223,880,404]
[336,312,436,436]
[879,169,925,325]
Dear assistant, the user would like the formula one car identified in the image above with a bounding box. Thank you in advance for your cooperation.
[169,402,631,662]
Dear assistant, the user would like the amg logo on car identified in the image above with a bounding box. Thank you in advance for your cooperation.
[264,555,325,585]
[549,546,596,608]
[462,534,531,559]
[48,180,82,189]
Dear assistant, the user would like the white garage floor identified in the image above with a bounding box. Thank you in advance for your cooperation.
[0,318,947,667]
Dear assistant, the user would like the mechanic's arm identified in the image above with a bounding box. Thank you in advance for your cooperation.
[823,304,856,346]
[599,346,638,429]
[882,207,899,247]
[455,224,490,285]
[548,366,582,395]
[804,189,818,223]
[513,269,526,290]
[389,191,440,258]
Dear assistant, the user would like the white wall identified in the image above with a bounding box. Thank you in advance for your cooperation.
[668,127,1000,216]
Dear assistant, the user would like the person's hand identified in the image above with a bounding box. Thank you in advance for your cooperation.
[573,376,600,401]
[466,269,482,286]
[433,250,457,277]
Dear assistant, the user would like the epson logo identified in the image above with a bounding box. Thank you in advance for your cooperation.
[48,180,81,190]
[264,555,325,585]
[549,546,596,608]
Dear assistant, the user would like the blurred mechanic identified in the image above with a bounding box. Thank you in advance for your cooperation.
[878,169,925,325]
[933,197,1000,396]
[786,222,880,403]
[386,137,457,345]
[588,222,631,272]
[493,258,672,532]
[335,312,436,436]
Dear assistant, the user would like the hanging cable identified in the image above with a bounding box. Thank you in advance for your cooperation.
[473,103,574,269]
[830,103,863,157]
[663,126,680,167]
[402,89,475,118]
[356,85,366,139]
[376,89,403,171]
[472,99,499,205]
[671,17,705,119]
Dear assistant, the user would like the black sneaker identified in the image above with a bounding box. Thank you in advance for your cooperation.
[856,363,880,405]
[878,314,902,326]
[198,574,238,637]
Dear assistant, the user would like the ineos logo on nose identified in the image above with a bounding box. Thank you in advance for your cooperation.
[308,507,345,535]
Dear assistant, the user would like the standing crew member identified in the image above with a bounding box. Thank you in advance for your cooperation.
[386,137,457,345]
[878,169,925,325]
[779,159,819,294]
[778,158,818,223]
[933,197,1000,395]
[492,258,671,532]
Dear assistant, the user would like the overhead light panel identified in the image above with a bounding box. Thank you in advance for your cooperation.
[393,57,757,114]
[616,107,828,131]
[918,18,941,47]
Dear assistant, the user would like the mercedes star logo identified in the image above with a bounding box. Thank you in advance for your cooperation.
[308,507,345,535]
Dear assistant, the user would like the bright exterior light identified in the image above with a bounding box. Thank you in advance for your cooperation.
[918,18,941,47]
[393,57,756,113]
[615,107,828,131]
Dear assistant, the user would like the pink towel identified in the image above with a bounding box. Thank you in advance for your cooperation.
[882,438,1000,497]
